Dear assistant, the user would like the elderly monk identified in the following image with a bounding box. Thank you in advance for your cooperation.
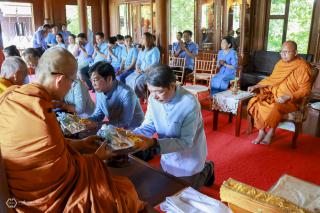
[0,56,28,94]
[0,47,144,212]
[247,41,312,145]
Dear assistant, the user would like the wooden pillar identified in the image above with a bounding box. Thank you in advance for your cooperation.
[101,0,110,38]
[195,0,202,46]
[155,0,168,64]
[44,0,52,24]
[214,0,222,52]
[239,0,247,61]
[78,0,88,34]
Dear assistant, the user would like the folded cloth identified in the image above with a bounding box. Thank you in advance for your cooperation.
[160,187,232,213]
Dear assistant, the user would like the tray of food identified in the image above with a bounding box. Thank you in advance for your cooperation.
[57,112,88,135]
[97,124,144,153]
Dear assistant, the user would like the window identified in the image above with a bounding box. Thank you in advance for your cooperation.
[266,0,315,53]
[119,4,129,36]
[170,0,195,44]
[66,5,92,36]
[0,2,34,49]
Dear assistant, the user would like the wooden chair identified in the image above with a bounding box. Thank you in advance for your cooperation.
[197,52,217,61]
[168,56,186,85]
[183,59,216,100]
[247,64,319,148]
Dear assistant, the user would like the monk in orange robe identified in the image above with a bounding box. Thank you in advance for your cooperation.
[247,41,312,145]
[0,56,28,94]
[0,47,145,212]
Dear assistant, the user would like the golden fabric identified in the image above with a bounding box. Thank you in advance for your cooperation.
[0,78,13,95]
[0,83,144,212]
[220,178,309,213]
[247,57,312,129]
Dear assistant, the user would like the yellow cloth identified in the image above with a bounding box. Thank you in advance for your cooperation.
[0,83,144,212]
[0,78,13,95]
[247,57,312,129]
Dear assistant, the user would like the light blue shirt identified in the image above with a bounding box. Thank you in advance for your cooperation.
[133,86,207,177]
[178,41,198,70]
[77,42,94,67]
[92,42,108,65]
[89,80,144,130]
[136,47,161,71]
[56,43,66,49]
[122,47,139,69]
[60,31,71,44]
[64,79,95,118]
[172,41,181,54]
[107,44,123,69]
[32,30,47,50]
[45,33,57,46]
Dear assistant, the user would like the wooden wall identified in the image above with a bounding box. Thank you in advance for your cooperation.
[8,0,102,33]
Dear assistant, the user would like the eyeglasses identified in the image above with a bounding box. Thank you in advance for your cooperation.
[279,50,295,55]
[51,72,77,83]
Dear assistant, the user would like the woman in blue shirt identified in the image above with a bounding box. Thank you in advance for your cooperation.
[133,64,214,189]
[126,32,160,99]
[117,35,138,83]
[56,34,67,49]
[210,36,238,94]
[172,32,183,56]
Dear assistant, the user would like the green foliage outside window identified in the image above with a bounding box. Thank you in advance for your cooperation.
[170,0,195,43]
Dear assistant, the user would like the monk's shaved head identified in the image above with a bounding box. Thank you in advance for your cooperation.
[36,47,77,80]
[283,40,297,51]
[280,40,298,62]
[0,56,28,85]
[35,47,77,100]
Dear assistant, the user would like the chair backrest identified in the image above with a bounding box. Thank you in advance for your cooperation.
[193,58,216,84]
[197,52,216,61]
[169,56,186,84]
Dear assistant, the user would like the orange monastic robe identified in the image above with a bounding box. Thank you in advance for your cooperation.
[0,77,13,95]
[247,57,312,129]
[0,83,144,212]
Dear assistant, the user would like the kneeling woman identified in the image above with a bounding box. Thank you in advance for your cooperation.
[210,37,238,94]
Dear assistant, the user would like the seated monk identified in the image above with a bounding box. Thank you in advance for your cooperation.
[0,56,28,94]
[247,41,312,145]
[0,47,145,212]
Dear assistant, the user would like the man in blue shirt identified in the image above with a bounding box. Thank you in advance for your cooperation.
[106,37,123,73]
[133,64,214,189]
[177,30,199,74]
[77,33,94,90]
[60,24,71,45]
[32,24,51,55]
[92,32,108,64]
[46,25,58,47]
[86,62,144,130]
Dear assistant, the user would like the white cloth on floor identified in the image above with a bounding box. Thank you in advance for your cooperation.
[160,187,232,213]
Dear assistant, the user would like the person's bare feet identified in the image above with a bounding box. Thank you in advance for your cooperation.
[252,129,266,144]
[261,128,275,145]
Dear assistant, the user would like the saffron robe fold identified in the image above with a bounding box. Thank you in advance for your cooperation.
[0,77,13,95]
[0,83,144,212]
[247,57,312,129]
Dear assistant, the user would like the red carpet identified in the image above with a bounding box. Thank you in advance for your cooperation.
[148,109,320,199]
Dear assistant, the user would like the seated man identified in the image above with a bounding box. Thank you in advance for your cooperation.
[22,48,40,75]
[46,24,58,47]
[91,32,108,65]
[87,61,144,130]
[247,41,312,145]
[3,45,21,58]
[106,36,123,73]
[133,64,214,189]
[0,47,144,212]
[0,56,28,94]
[175,30,198,75]
[77,33,94,90]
